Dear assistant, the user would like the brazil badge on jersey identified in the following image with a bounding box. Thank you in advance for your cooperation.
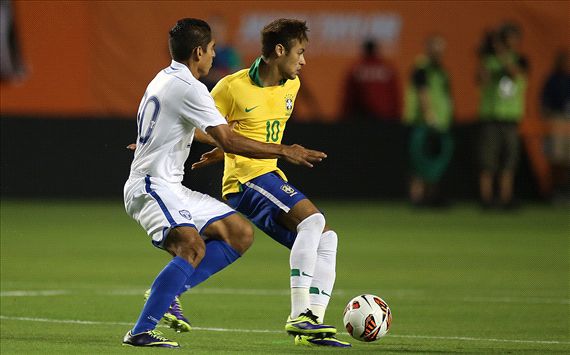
[211,57,301,198]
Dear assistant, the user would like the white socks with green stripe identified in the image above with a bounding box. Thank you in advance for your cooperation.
[309,230,338,321]
[290,213,325,318]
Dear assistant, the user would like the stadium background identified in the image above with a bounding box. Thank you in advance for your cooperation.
[1,0,568,199]
[1,2,568,353]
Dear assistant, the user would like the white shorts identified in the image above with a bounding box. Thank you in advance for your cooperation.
[124,175,236,249]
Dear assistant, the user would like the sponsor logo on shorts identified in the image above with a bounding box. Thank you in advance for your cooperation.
[281,184,297,197]
[179,210,192,220]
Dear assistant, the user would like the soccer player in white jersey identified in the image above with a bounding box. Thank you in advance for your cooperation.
[122,18,326,349]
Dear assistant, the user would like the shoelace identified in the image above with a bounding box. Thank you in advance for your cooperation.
[148,330,169,341]
[170,296,183,314]
[302,310,319,323]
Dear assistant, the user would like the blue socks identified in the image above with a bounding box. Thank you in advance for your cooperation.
[132,256,194,334]
[178,240,240,294]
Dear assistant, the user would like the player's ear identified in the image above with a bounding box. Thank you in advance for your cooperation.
[275,44,285,57]
[193,46,203,61]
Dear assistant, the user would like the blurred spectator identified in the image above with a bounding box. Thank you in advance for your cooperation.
[200,15,242,91]
[342,39,401,121]
[0,0,26,82]
[403,35,454,207]
[541,49,570,201]
[477,23,528,209]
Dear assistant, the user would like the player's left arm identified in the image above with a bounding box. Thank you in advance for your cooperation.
[126,130,215,151]
[194,128,217,146]
[194,121,237,146]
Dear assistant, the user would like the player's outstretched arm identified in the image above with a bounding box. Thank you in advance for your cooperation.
[191,147,223,170]
[206,124,326,168]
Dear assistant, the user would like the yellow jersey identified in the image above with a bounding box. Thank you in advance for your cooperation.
[211,57,300,198]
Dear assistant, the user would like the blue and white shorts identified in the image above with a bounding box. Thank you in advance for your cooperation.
[226,172,307,249]
[124,175,236,249]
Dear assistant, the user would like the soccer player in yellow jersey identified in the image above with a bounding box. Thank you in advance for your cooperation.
[193,19,351,348]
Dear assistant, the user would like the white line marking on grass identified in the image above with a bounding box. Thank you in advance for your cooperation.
[2,288,568,306]
[0,290,70,297]
[388,334,570,345]
[1,315,569,345]
[0,315,131,326]
[462,296,570,305]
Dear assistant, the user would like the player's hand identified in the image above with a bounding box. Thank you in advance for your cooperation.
[127,143,137,151]
[191,147,224,170]
[283,144,327,168]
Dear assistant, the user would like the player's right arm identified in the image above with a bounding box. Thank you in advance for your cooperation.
[205,124,326,168]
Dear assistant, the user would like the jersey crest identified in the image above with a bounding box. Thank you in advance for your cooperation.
[285,94,294,115]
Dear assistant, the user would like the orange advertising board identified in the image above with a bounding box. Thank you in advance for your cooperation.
[1,0,567,125]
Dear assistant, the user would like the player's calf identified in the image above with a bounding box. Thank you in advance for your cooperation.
[144,289,192,333]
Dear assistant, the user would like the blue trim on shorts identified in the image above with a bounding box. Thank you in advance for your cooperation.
[145,175,176,226]
[199,211,237,235]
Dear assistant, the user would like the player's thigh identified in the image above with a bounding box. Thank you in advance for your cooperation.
[227,173,304,248]
[124,177,199,250]
[177,186,237,237]
[277,198,324,231]
[163,225,206,266]
[201,213,254,254]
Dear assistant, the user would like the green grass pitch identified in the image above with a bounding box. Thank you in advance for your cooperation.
[1,200,568,353]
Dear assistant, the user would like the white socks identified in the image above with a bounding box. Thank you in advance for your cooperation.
[290,213,325,318]
[309,230,338,321]
[289,214,339,322]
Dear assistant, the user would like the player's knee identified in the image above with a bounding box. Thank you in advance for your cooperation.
[297,213,326,234]
[165,227,206,267]
[228,219,254,255]
[321,230,338,252]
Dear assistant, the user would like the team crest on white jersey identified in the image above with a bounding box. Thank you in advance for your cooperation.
[281,184,297,197]
[179,210,192,220]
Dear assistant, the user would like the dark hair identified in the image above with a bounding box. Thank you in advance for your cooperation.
[168,18,211,62]
[498,22,521,42]
[363,39,376,57]
[261,19,309,58]
[478,30,498,57]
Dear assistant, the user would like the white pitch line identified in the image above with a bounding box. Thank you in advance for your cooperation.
[1,315,568,345]
[0,290,70,297]
[462,296,570,305]
[2,288,569,306]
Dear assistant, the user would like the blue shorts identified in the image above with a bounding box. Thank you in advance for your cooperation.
[226,172,306,249]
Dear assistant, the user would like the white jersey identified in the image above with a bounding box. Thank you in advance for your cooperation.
[129,60,227,183]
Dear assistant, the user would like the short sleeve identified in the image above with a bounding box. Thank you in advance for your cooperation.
[211,77,233,121]
[180,84,227,132]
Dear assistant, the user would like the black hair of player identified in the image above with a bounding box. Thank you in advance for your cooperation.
[498,22,521,43]
[363,39,377,57]
[261,19,309,58]
[169,18,212,62]
[478,30,498,57]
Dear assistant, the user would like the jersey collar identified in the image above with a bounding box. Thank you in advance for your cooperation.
[170,60,194,77]
[248,57,287,87]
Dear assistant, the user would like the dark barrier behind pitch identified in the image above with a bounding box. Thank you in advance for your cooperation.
[0,118,538,200]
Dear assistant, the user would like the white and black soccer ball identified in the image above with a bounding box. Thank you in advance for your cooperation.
[343,294,392,342]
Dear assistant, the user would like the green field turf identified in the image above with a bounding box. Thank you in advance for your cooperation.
[1,200,568,354]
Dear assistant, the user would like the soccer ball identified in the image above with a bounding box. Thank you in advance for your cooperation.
[343,294,392,342]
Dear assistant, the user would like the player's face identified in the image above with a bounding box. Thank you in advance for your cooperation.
[198,40,216,77]
[279,39,307,80]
